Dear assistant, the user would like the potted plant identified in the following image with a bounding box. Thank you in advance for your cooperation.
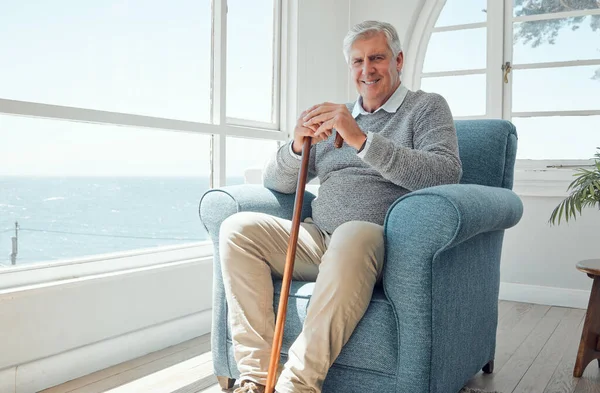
[549,148,600,225]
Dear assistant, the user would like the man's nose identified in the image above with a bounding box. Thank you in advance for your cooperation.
[362,59,374,75]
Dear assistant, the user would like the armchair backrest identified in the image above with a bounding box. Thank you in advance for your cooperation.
[455,119,518,190]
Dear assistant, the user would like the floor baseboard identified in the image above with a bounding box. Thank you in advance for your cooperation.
[499,282,590,309]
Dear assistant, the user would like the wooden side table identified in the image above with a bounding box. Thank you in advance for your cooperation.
[574,259,600,377]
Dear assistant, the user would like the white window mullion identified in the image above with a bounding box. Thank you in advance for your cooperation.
[280,0,297,139]
[513,8,600,23]
[226,117,280,130]
[211,0,227,127]
[502,0,514,120]
[210,133,227,188]
[432,22,487,33]
[211,0,228,188]
[421,69,486,78]
[0,98,220,135]
[271,0,282,129]
[487,0,505,119]
[224,124,289,140]
[512,109,600,118]
[512,59,600,70]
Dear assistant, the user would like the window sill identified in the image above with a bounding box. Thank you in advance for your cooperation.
[0,241,213,290]
[512,159,593,197]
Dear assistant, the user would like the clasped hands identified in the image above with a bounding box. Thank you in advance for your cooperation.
[292,103,367,154]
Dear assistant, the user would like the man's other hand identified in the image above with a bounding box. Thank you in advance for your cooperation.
[292,109,326,154]
[302,103,366,150]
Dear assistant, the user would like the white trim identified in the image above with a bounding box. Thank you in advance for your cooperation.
[487,0,505,118]
[211,133,227,188]
[502,0,514,120]
[420,69,486,78]
[225,124,289,140]
[513,159,595,196]
[512,110,600,118]
[280,0,292,138]
[512,8,600,23]
[517,159,594,170]
[453,115,489,120]
[226,117,280,130]
[499,282,589,309]
[432,22,487,32]
[404,0,443,90]
[213,0,227,127]
[0,102,291,142]
[211,0,227,188]
[512,59,600,70]
[12,310,211,393]
[0,99,218,134]
[0,367,14,393]
[271,0,282,128]
[0,242,212,290]
[283,0,298,139]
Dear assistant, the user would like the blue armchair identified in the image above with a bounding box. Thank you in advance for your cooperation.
[199,120,523,393]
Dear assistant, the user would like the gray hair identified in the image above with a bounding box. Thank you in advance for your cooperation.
[343,21,402,63]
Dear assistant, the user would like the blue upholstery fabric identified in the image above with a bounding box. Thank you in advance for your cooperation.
[199,120,524,392]
[455,119,518,189]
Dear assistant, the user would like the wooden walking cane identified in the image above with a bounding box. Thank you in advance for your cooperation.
[264,132,343,393]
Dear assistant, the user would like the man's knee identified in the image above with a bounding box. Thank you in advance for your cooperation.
[332,220,384,251]
[325,221,384,272]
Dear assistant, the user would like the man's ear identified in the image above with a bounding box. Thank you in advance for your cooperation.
[396,52,404,73]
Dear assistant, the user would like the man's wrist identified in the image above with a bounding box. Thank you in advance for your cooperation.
[352,134,368,151]
[291,140,303,155]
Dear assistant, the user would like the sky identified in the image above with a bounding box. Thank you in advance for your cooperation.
[0,0,599,177]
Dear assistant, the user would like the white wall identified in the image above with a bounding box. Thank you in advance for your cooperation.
[296,0,597,308]
[295,0,351,112]
[0,249,213,393]
[500,188,599,307]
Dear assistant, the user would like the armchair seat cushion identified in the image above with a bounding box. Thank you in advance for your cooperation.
[225,280,398,376]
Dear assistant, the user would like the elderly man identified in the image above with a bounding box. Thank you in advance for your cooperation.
[219,20,462,393]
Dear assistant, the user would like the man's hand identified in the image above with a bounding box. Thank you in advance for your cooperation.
[302,103,366,150]
[291,109,327,154]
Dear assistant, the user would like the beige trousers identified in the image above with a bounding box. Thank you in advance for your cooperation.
[219,212,385,393]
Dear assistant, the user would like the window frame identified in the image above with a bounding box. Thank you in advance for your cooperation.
[0,0,292,283]
[406,0,600,183]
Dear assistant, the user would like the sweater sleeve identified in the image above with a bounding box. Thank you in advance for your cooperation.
[361,93,462,191]
[263,141,317,194]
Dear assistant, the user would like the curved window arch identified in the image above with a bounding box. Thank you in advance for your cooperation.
[409,0,600,160]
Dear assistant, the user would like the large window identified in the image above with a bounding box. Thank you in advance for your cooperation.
[0,0,287,269]
[416,0,600,161]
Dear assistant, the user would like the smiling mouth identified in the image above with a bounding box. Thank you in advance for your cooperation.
[362,79,381,85]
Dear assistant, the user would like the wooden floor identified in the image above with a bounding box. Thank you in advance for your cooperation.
[44,301,600,393]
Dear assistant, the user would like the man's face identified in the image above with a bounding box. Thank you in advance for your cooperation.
[349,32,403,112]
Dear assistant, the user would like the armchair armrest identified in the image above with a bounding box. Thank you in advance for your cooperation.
[387,183,523,250]
[199,184,316,241]
[382,184,523,392]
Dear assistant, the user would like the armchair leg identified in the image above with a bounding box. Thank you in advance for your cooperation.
[217,376,236,390]
[482,360,494,374]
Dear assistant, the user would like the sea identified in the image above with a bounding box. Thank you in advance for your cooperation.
[0,176,244,267]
